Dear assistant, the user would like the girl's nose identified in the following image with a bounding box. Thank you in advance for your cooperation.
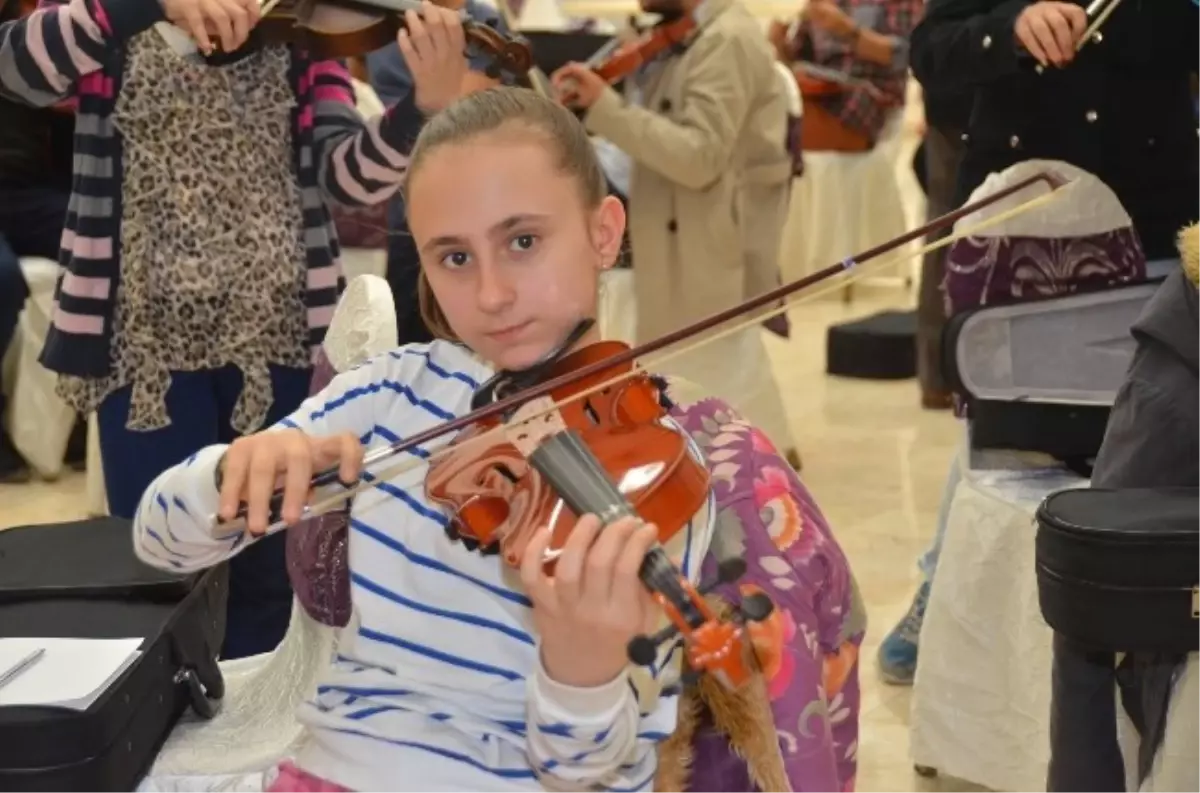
[475,258,516,313]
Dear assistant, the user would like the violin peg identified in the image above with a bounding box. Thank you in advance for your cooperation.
[627,622,678,666]
[739,593,774,623]
[696,558,747,596]
[715,558,747,584]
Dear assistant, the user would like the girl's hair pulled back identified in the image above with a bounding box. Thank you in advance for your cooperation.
[403,87,609,341]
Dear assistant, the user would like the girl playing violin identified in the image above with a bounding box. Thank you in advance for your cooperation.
[131,87,718,792]
[0,0,470,659]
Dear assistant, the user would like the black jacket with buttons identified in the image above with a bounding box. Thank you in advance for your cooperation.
[911,0,1198,261]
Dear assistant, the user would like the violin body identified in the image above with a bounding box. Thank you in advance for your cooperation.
[222,0,532,78]
[793,74,871,152]
[255,0,396,59]
[590,14,697,85]
[425,341,710,568]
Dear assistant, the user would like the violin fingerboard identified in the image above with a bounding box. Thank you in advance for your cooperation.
[526,429,637,526]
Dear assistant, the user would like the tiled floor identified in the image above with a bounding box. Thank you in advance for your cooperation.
[0,285,992,791]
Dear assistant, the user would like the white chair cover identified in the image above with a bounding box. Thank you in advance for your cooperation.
[952,158,1133,239]
[4,256,76,480]
[773,61,802,118]
[140,275,401,792]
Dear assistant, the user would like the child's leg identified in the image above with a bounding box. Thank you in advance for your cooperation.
[97,369,222,520]
[212,364,311,659]
[877,454,962,685]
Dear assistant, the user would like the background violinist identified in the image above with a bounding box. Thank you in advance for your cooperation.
[364,0,513,347]
[549,0,802,468]
[769,0,921,150]
[0,0,469,659]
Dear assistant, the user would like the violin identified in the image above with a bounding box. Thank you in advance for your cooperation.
[585,14,697,85]
[217,0,532,79]
[213,169,1071,689]
[553,14,696,106]
[424,326,774,686]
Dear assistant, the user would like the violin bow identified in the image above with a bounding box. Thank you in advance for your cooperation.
[212,169,1074,536]
[1077,0,1122,53]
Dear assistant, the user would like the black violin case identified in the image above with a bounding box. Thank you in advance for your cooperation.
[0,517,226,791]
[1035,487,1198,654]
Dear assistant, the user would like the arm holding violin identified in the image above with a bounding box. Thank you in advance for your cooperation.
[313,2,469,208]
[575,27,769,191]
[0,0,162,106]
[130,355,400,572]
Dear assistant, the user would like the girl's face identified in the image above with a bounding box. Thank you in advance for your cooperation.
[408,133,625,371]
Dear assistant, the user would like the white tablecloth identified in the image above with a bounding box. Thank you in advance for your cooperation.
[910,453,1087,792]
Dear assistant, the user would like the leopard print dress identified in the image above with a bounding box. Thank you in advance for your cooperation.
[58,31,311,434]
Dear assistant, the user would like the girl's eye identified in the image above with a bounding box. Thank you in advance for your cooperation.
[441,250,471,269]
[510,234,537,252]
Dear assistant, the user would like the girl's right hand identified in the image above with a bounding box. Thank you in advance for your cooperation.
[217,429,364,536]
[397,1,470,115]
[161,0,259,55]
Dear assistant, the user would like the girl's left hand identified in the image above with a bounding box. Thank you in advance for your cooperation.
[521,515,660,689]
[398,0,469,114]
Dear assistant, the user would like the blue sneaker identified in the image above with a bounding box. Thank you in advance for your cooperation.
[877,581,930,685]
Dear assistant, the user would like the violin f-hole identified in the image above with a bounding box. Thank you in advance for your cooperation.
[492,462,519,484]
[582,400,601,426]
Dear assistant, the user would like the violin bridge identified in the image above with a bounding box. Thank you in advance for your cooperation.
[503,396,568,459]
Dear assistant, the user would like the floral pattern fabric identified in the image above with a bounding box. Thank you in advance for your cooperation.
[942,229,1147,317]
[673,397,865,792]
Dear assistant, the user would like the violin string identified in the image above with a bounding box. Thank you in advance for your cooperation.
[272,182,1068,530]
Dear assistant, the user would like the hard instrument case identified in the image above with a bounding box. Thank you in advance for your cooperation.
[1035,487,1198,654]
[0,517,226,791]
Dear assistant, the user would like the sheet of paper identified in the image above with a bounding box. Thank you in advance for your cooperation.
[0,638,143,711]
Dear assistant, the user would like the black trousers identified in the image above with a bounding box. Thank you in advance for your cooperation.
[915,124,966,396]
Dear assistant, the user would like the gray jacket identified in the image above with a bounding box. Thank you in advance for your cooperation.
[1048,266,1199,792]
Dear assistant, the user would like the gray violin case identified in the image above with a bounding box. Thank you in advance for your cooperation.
[944,279,1162,471]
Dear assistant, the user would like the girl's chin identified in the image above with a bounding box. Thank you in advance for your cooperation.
[480,339,553,373]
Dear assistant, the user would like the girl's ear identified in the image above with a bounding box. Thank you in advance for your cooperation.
[592,195,627,270]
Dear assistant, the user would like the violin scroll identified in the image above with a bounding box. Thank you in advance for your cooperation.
[462,20,533,78]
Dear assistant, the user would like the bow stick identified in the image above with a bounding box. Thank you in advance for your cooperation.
[212,169,1072,536]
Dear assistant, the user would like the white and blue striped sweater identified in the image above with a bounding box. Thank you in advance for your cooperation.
[132,340,714,792]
